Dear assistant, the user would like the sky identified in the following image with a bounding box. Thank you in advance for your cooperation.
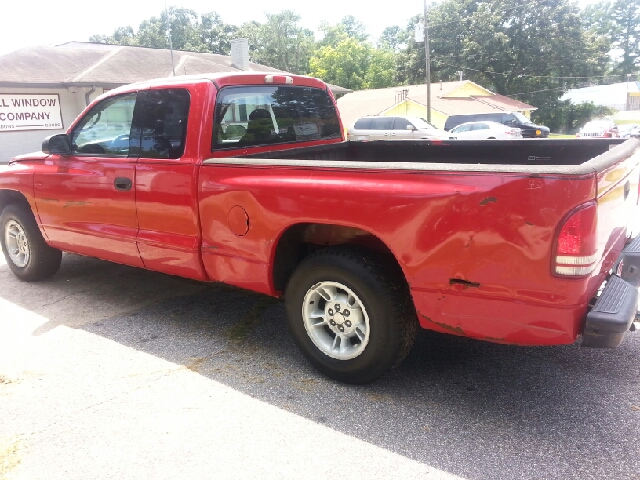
[0,0,601,58]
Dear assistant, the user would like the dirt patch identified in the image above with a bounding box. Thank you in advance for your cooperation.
[226,296,280,341]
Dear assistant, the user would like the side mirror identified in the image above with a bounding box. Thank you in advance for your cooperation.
[42,134,71,155]
[406,125,416,131]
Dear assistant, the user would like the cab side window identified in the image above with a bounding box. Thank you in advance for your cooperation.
[138,89,190,159]
[71,93,137,156]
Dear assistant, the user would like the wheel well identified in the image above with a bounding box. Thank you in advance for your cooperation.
[0,190,30,215]
[272,223,404,293]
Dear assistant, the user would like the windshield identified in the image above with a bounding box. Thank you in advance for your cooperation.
[512,112,533,125]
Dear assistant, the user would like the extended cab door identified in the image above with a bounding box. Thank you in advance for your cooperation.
[33,92,144,267]
[134,85,209,280]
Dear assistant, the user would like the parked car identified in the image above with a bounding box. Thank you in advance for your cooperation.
[444,112,550,138]
[617,124,640,138]
[576,119,619,138]
[449,121,522,139]
[347,115,453,141]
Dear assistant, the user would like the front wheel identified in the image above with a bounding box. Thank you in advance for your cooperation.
[285,247,417,384]
[0,203,62,281]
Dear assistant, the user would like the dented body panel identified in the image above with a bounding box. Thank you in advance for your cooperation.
[2,73,639,349]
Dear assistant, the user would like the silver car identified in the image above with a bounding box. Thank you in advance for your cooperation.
[347,115,453,141]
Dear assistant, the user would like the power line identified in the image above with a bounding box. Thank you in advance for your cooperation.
[441,63,624,81]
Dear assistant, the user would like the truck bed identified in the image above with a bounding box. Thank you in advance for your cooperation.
[201,137,640,349]
[233,138,633,173]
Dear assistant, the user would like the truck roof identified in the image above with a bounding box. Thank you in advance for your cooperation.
[104,72,330,96]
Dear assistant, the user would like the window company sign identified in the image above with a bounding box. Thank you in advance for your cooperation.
[0,94,63,132]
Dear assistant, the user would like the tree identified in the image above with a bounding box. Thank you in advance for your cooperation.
[318,15,368,48]
[237,11,315,74]
[89,8,237,55]
[309,38,371,90]
[200,12,238,55]
[364,49,397,89]
[393,0,610,128]
[378,26,404,52]
[610,0,640,75]
[90,26,137,46]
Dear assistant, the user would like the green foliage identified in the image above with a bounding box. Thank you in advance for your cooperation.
[87,0,640,126]
[236,11,314,74]
[309,38,371,90]
[535,100,617,133]
[318,15,369,48]
[89,7,236,55]
[309,18,397,90]
[610,0,640,75]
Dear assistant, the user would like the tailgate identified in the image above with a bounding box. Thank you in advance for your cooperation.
[594,139,640,276]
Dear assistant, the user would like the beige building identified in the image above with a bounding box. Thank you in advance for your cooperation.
[337,80,536,130]
[0,42,350,163]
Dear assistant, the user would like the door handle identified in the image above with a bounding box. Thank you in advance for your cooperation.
[114,177,132,191]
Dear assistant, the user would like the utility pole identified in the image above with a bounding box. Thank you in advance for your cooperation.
[165,1,176,76]
[424,0,431,123]
[627,74,631,111]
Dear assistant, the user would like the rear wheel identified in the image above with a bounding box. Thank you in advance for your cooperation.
[0,203,62,281]
[285,246,417,384]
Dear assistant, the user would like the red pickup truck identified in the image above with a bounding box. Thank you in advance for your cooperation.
[1,72,639,383]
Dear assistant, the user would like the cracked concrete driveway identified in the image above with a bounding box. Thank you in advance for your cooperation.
[1,252,639,480]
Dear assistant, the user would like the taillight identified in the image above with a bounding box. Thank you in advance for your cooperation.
[554,202,598,276]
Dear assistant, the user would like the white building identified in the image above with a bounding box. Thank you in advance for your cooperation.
[561,81,640,112]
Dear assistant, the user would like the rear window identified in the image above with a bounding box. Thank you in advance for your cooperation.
[213,85,341,149]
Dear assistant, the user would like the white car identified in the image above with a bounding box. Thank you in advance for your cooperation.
[347,116,453,141]
[576,119,619,138]
[617,124,640,138]
[449,121,522,139]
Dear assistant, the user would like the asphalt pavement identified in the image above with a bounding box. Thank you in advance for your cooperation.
[0,252,639,480]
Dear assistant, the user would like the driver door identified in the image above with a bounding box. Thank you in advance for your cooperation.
[33,92,144,267]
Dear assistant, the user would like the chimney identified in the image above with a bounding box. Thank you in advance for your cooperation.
[231,39,250,71]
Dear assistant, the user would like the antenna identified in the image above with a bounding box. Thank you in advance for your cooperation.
[165,1,176,76]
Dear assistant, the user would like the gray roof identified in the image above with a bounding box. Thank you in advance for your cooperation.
[0,42,351,95]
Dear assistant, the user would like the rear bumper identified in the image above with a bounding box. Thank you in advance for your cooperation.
[582,238,640,348]
[582,275,638,348]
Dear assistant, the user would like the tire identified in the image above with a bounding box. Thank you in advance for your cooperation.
[0,203,62,281]
[285,246,417,384]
